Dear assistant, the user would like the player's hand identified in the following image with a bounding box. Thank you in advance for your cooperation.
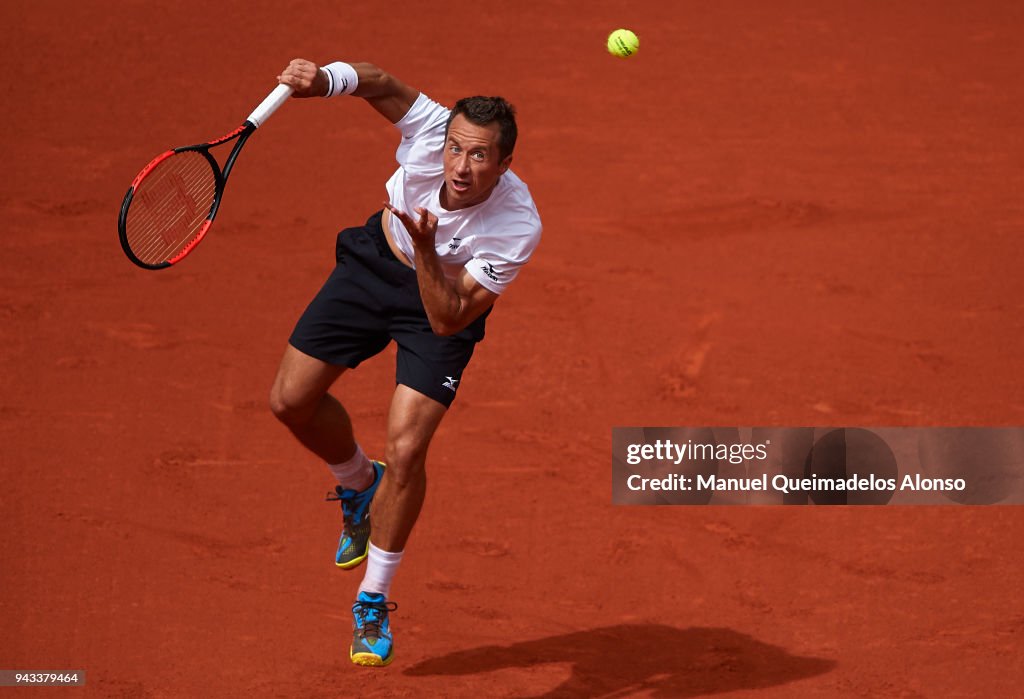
[277,58,328,98]
[384,202,438,248]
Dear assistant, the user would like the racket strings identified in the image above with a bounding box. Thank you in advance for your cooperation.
[125,152,218,265]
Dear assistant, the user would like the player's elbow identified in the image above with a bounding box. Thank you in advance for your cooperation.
[428,310,470,336]
[428,296,490,336]
[430,319,461,337]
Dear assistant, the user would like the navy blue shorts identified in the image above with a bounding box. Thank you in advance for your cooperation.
[288,211,489,408]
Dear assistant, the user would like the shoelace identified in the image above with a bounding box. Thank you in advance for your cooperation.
[353,599,399,640]
[325,487,358,523]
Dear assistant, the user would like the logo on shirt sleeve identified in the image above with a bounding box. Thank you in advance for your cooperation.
[481,262,499,282]
[447,237,462,250]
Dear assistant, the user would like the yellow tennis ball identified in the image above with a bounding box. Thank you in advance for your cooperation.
[607,29,639,59]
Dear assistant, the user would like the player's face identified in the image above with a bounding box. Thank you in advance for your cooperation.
[441,114,512,210]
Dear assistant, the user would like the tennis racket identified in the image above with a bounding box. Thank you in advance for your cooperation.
[118,83,293,270]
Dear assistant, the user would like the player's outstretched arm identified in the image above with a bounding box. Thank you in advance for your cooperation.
[277,58,419,124]
[383,202,498,336]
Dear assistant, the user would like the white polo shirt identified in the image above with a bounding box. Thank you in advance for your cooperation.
[384,93,542,295]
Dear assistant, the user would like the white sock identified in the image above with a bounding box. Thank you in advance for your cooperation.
[327,445,374,492]
[358,543,404,598]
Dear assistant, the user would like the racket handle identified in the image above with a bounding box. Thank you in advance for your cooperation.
[247,83,294,128]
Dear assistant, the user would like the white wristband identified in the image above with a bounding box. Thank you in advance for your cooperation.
[320,61,359,97]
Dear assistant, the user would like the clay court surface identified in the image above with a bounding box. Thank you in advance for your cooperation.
[3,1,1023,696]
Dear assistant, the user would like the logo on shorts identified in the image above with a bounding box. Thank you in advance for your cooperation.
[481,263,499,282]
[442,376,460,392]
[448,237,462,250]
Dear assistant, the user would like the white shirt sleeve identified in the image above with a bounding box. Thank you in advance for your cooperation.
[394,93,450,171]
[465,255,519,294]
[463,196,543,294]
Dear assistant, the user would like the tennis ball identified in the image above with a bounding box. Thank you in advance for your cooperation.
[607,29,639,59]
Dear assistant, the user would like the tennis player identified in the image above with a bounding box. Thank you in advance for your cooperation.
[269,58,542,667]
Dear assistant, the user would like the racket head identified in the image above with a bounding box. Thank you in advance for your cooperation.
[118,147,224,269]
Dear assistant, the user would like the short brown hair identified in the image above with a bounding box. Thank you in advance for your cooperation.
[445,96,518,161]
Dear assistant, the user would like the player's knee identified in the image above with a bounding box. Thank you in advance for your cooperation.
[383,436,429,487]
[269,380,315,427]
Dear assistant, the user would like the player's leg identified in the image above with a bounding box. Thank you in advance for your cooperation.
[350,384,447,667]
[273,213,396,568]
[371,384,448,553]
[355,296,486,580]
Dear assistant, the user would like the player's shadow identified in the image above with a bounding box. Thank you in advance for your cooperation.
[405,624,835,698]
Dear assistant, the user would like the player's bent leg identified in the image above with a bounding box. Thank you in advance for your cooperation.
[269,343,356,464]
[271,345,380,567]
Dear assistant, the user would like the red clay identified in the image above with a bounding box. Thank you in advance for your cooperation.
[2,2,1022,697]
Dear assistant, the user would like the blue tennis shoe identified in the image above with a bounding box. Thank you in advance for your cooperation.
[326,460,385,569]
[350,591,397,666]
